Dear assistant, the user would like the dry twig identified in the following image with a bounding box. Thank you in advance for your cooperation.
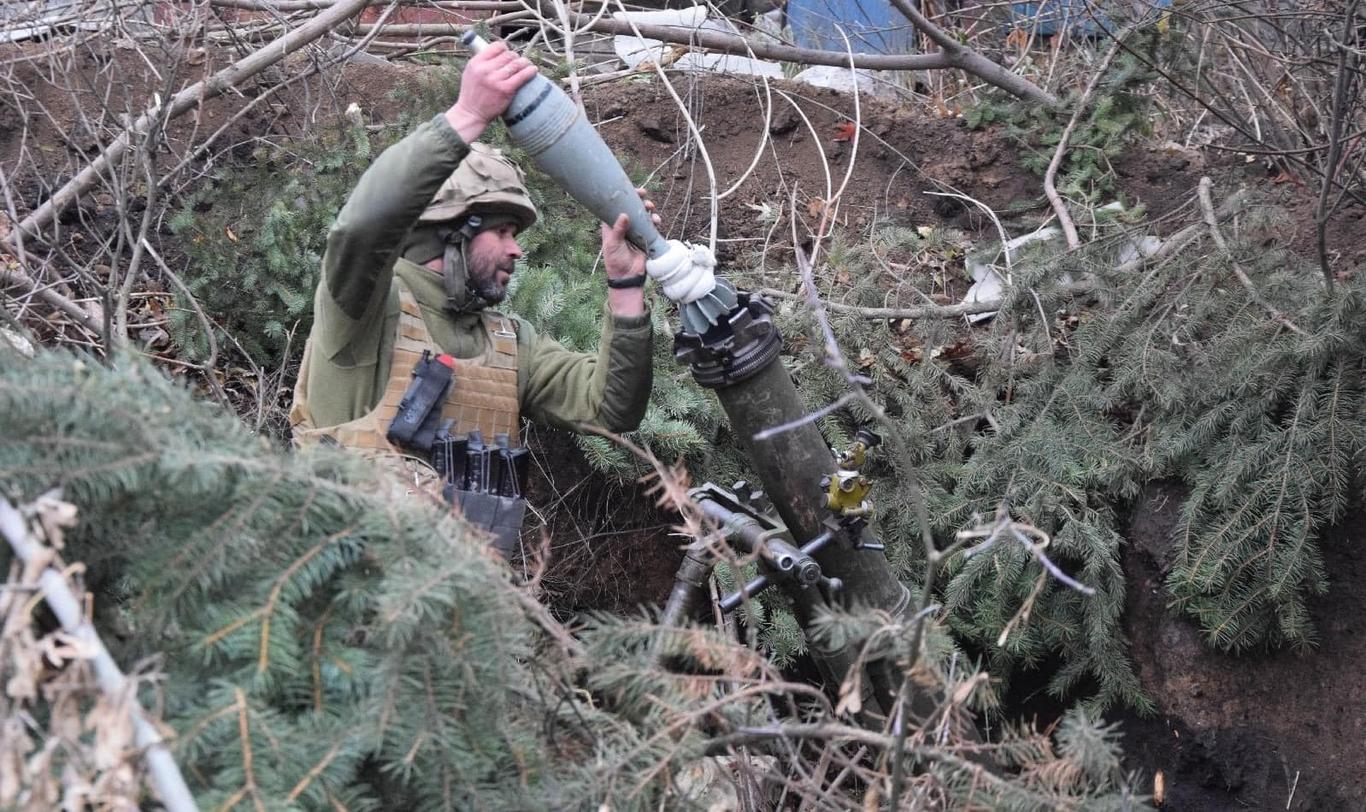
[5,0,374,251]
[1197,177,1305,336]
[0,496,196,811]
[556,8,1060,106]
[1043,32,1128,251]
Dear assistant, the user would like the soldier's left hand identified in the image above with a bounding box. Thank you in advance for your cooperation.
[602,188,661,281]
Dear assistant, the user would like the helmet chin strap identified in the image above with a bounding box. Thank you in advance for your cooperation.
[441,215,494,314]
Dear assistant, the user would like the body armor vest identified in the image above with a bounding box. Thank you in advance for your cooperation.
[292,279,520,452]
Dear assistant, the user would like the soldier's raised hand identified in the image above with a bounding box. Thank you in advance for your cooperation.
[447,41,537,143]
[600,189,661,318]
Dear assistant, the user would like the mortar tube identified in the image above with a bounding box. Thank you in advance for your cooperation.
[712,358,909,612]
[707,357,910,717]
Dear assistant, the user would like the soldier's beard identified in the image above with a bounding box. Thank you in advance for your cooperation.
[465,250,514,305]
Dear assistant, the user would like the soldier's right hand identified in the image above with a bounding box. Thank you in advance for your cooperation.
[447,41,537,143]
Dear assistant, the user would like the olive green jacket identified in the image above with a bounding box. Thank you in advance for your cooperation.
[294,114,654,434]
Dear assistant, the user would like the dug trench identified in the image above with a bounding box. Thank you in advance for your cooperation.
[5,41,1365,809]
[555,75,1366,811]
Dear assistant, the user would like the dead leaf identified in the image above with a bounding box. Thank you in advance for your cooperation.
[835,670,862,717]
[1154,770,1166,806]
[35,495,78,550]
[90,694,135,770]
[1004,27,1030,56]
[862,785,880,812]
[857,348,876,369]
[43,632,93,667]
[806,198,827,218]
[1,328,34,358]
[225,226,239,243]
[5,647,40,701]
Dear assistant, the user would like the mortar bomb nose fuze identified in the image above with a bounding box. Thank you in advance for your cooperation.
[646,240,738,335]
[644,239,713,302]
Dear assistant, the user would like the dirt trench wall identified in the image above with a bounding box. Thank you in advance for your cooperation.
[1122,482,1366,810]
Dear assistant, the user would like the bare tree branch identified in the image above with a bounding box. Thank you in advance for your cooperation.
[556,9,1059,106]
[1197,177,1305,335]
[882,0,1060,108]
[1044,31,1129,250]
[0,496,197,812]
[4,0,374,252]
[1316,0,1361,294]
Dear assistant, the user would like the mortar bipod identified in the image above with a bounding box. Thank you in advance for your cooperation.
[686,482,867,614]
[716,528,840,614]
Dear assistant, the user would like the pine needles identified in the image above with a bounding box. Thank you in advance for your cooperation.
[761,186,1361,712]
[0,349,1147,809]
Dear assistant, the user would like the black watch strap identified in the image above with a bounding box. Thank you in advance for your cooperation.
[606,273,648,289]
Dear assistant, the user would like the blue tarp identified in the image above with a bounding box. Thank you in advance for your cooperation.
[787,0,1171,53]
[1010,0,1171,36]
[786,0,916,55]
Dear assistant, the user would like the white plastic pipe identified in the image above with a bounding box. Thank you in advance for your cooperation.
[0,498,198,812]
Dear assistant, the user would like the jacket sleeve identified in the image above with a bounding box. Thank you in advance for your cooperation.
[311,114,470,363]
[518,308,654,433]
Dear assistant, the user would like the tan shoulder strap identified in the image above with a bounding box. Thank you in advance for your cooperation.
[480,311,519,370]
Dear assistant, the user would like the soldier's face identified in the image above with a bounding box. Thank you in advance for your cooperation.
[465,223,524,304]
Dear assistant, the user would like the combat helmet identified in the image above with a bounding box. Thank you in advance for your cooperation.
[420,143,537,231]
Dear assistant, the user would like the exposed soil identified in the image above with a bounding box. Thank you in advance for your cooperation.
[5,36,1366,811]
[1122,483,1366,810]
[585,74,1215,263]
[519,425,684,614]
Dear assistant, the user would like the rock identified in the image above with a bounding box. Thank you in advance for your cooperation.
[769,108,800,135]
[636,113,674,144]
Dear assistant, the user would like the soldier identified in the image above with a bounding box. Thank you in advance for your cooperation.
[291,42,656,554]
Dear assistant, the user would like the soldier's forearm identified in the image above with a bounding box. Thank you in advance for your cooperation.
[606,287,646,318]
[321,115,470,319]
[595,311,653,432]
